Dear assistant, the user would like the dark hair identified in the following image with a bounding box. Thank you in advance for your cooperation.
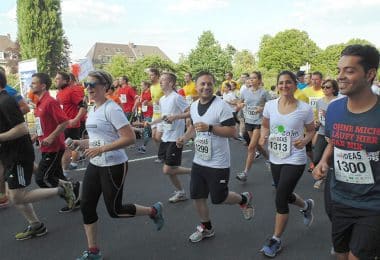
[270,85,276,91]
[323,79,339,96]
[296,70,305,77]
[225,82,232,90]
[341,44,380,73]
[276,70,297,85]
[185,72,192,77]
[142,80,151,88]
[195,71,216,84]
[0,71,7,88]
[120,75,129,83]
[0,66,5,73]
[312,71,323,79]
[225,72,233,77]
[69,73,77,83]
[57,71,70,82]
[251,71,262,81]
[33,72,52,90]
[88,70,113,90]
[149,68,160,77]
[241,73,249,77]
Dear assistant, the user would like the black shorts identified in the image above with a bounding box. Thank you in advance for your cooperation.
[190,163,229,204]
[158,142,182,166]
[64,127,80,140]
[245,123,261,132]
[306,140,312,152]
[232,112,239,123]
[5,160,34,189]
[331,205,380,259]
[35,150,66,187]
[79,120,87,139]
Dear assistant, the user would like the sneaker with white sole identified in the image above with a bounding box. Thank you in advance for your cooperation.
[168,191,187,203]
[150,202,164,231]
[236,171,247,182]
[240,192,254,220]
[260,237,282,257]
[300,199,314,227]
[189,224,215,243]
[15,223,47,240]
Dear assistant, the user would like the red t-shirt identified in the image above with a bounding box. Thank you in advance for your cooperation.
[118,84,137,113]
[56,85,84,128]
[35,92,69,153]
[141,89,153,118]
[178,88,185,97]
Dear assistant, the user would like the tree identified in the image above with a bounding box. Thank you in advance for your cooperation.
[232,49,256,77]
[188,31,232,84]
[258,29,320,72]
[104,54,131,79]
[17,0,69,76]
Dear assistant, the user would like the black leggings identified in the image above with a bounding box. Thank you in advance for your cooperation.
[313,134,328,165]
[271,163,305,214]
[35,150,66,188]
[81,162,136,224]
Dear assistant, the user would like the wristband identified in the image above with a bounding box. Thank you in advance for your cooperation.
[208,125,213,133]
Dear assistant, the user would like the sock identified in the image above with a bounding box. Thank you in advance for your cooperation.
[150,207,157,218]
[201,221,212,230]
[88,247,99,254]
[239,194,247,205]
[272,235,281,242]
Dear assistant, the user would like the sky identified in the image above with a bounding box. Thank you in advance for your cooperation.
[1,0,380,63]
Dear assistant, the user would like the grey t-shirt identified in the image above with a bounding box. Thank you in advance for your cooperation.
[240,88,270,124]
[316,98,328,135]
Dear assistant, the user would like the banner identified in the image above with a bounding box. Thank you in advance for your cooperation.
[18,58,37,97]
[78,58,94,81]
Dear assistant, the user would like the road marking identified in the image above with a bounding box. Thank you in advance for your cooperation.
[128,149,193,163]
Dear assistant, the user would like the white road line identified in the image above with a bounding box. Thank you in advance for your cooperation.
[128,149,193,163]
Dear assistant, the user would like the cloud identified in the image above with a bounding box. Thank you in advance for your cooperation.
[168,0,229,12]
[61,0,126,24]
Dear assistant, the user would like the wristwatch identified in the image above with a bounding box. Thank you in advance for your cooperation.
[208,125,213,133]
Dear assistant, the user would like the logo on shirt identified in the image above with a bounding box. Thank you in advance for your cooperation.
[270,125,300,138]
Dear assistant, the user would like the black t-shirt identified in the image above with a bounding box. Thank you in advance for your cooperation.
[0,90,34,167]
[196,96,235,126]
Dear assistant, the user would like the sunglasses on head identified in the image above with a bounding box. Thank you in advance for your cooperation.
[84,82,99,88]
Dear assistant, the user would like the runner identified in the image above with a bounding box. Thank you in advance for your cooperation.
[236,71,271,182]
[148,72,191,202]
[0,71,75,240]
[313,44,380,260]
[135,81,153,154]
[177,71,254,243]
[71,70,164,260]
[259,70,315,258]
[118,75,138,120]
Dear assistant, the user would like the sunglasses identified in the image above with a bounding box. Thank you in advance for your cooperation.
[321,85,332,89]
[84,82,99,88]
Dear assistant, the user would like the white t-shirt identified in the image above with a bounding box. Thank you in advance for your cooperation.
[191,96,233,168]
[86,100,129,167]
[222,91,237,112]
[263,98,314,165]
[159,91,189,142]
[241,87,270,124]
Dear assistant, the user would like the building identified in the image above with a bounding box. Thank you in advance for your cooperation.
[0,34,19,73]
[86,42,171,66]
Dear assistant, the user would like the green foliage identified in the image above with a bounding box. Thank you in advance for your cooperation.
[17,0,69,76]
[6,73,20,91]
[104,54,131,78]
[258,29,320,72]
[187,31,232,85]
[232,49,256,77]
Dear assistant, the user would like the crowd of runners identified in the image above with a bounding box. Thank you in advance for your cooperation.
[0,44,379,260]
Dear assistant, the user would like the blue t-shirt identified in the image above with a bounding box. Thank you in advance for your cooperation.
[325,96,380,212]
[5,85,22,103]
[297,82,308,90]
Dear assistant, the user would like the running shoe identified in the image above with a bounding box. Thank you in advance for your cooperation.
[300,199,314,227]
[137,146,146,154]
[236,171,247,182]
[76,250,103,260]
[189,224,215,243]
[150,202,164,231]
[15,223,47,240]
[313,179,324,189]
[154,158,164,163]
[255,151,261,159]
[240,192,254,220]
[59,181,75,210]
[260,238,282,258]
[168,191,187,203]
[0,194,9,208]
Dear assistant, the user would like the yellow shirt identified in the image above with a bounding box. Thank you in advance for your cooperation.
[150,83,164,119]
[183,81,197,97]
[302,86,325,119]
[294,89,309,103]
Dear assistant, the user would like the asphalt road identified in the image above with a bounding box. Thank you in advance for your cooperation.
[1,139,334,260]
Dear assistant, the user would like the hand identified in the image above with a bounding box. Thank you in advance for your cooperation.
[194,122,209,132]
[176,137,185,148]
[84,147,103,158]
[165,115,176,123]
[314,120,321,128]
[312,162,329,180]
[68,119,77,128]
[30,134,38,144]
[41,136,54,146]
[293,138,306,149]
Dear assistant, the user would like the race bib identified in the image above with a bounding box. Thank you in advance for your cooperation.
[153,104,160,114]
[318,110,326,126]
[194,132,212,161]
[35,117,44,136]
[120,94,127,104]
[89,139,106,165]
[162,122,173,131]
[186,95,193,105]
[334,147,374,184]
[142,105,148,112]
[309,97,321,110]
[268,134,291,159]
[244,105,259,121]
